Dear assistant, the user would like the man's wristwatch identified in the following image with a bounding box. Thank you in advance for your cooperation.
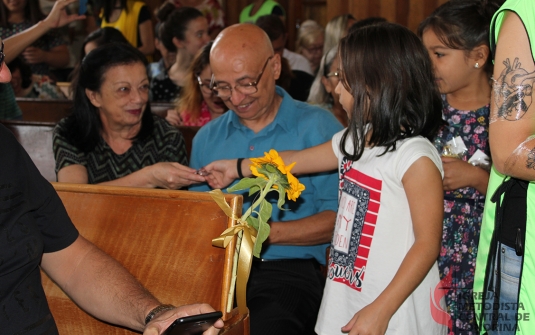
[144,304,176,325]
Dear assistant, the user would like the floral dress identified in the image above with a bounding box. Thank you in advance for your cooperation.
[434,96,490,335]
[180,101,212,126]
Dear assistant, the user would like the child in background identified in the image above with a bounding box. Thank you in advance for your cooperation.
[419,1,500,333]
[204,22,447,335]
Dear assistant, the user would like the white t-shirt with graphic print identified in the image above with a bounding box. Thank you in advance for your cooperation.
[315,130,447,335]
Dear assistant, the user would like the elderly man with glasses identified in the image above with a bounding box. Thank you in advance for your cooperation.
[189,23,343,335]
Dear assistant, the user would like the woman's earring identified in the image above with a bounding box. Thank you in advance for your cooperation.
[474,63,480,68]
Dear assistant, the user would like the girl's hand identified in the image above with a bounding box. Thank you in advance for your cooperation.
[441,156,487,191]
[165,109,183,127]
[43,0,85,29]
[342,302,391,335]
[203,159,240,189]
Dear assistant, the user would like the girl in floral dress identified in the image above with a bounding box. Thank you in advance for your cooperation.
[419,1,501,334]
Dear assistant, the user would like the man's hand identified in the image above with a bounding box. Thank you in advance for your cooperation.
[203,159,240,189]
[144,304,223,335]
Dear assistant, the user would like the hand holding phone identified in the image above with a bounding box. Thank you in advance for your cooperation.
[162,311,223,335]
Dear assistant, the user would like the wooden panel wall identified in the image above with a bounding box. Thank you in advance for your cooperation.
[145,0,450,49]
[325,0,449,32]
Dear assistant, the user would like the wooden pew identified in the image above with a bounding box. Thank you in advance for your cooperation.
[17,98,72,123]
[0,120,199,182]
[16,97,174,123]
[43,183,249,334]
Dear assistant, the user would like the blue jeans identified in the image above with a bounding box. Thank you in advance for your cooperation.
[482,243,522,335]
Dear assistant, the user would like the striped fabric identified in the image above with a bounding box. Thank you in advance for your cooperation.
[53,115,187,184]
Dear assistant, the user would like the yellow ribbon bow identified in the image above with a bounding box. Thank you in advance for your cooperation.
[210,190,257,315]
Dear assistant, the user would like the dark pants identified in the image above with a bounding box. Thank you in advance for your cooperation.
[247,259,325,335]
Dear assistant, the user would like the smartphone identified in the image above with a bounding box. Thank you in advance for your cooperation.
[78,0,88,15]
[162,311,223,335]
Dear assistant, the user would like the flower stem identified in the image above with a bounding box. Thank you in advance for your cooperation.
[240,179,275,223]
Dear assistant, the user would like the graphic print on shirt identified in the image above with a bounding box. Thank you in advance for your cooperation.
[330,159,382,291]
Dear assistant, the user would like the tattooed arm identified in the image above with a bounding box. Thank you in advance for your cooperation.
[490,12,535,180]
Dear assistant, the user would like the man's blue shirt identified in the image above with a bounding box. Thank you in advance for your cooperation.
[190,87,343,264]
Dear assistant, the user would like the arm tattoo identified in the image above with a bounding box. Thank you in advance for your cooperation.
[492,57,535,121]
[527,147,535,170]
[503,135,535,174]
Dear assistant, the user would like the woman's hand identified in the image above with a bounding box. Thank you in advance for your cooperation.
[341,302,391,335]
[43,0,85,29]
[203,159,240,189]
[146,162,206,189]
[165,109,183,127]
[22,46,46,64]
[144,303,223,335]
[441,156,489,194]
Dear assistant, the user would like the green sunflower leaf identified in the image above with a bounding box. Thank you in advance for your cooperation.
[227,177,262,193]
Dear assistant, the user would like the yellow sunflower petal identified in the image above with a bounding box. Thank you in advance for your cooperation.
[285,172,306,201]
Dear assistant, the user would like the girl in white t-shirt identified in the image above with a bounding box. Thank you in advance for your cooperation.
[204,22,447,335]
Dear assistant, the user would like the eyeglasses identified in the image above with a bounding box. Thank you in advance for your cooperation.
[197,75,213,95]
[0,41,4,69]
[210,56,273,100]
[325,71,339,79]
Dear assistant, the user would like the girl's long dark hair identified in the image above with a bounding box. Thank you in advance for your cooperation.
[339,22,443,161]
[60,43,152,153]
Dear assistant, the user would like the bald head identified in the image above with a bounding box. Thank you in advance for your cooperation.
[211,24,274,66]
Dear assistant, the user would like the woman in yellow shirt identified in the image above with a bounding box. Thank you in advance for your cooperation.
[100,0,154,58]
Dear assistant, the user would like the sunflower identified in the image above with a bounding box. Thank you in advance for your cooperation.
[249,149,305,201]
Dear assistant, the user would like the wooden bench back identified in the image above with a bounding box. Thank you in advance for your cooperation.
[44,183,248,334]
[1,120,199,182]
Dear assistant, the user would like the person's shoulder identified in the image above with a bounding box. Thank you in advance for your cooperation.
[291,97,340,121]
[397,136,440,162]
[196,111,231,137]
[54,117,69,134]
[280,95,343,138]
[400,136,435,150]
[0,123,17,144]
[152,114,180,135]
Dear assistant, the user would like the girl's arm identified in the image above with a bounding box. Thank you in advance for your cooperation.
[4,0,84,63]
[490,12,535,180]
[441,157,490,194]
[343,156,443,335]
[203,140,338,189]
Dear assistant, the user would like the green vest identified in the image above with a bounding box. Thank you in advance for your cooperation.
[239,0,285,24]
[474,1,535,334]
